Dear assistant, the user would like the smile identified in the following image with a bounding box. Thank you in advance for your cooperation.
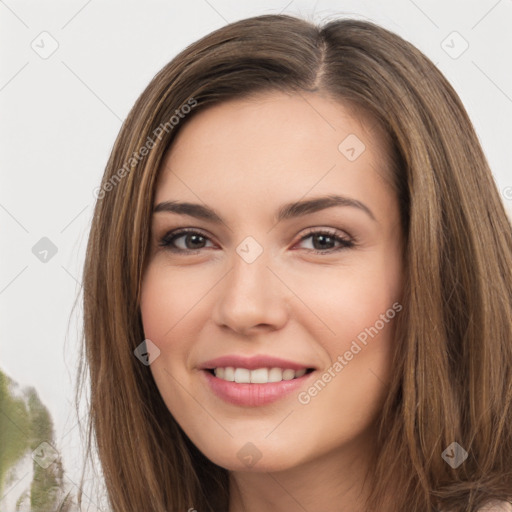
[211,367,312,383]
[201,367,316,407]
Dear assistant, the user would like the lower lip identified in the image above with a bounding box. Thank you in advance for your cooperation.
[201,369,314,407]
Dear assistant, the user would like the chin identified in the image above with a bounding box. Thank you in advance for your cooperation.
[199,442,305,473]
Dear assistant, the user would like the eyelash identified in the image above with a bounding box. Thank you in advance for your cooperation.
[158,227,356,255]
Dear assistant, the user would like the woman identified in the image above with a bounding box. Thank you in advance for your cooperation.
[77,14,512,512]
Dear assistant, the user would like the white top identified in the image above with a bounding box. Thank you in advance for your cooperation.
[443,500,512,512]
[478,501,512,511]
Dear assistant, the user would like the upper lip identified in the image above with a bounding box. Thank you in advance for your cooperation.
[198,355,316,371]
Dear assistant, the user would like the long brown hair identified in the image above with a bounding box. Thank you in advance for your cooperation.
[76,14,512,512]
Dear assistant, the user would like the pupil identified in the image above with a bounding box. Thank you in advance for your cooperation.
[313,234,333,250]
[187,234,205,249]
[183,234,336,250]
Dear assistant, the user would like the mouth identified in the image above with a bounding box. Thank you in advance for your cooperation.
[201,366,317,407]
[198,354,318,406]
[205,367,315,384]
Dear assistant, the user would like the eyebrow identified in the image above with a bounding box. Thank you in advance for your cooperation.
[153,194,376,224]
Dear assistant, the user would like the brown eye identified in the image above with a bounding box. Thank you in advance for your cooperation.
[297,229,354,254]
[160,229,214,252]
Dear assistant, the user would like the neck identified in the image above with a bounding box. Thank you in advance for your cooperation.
[228,428,381,512]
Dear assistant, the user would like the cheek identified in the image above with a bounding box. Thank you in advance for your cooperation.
[288,275,399,452]
[286,250,402,347]
[288,250,401,403]
[139,265,201,417]
[140,263,208,340]
[139,265,196,396]
[139,263,218,401]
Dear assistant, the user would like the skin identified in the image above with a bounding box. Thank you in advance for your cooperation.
[140,90,403,512]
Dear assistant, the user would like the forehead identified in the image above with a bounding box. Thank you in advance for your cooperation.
[154,91,393,214]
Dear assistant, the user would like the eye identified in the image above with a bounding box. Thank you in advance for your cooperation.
[158,229,215,253]
[295,228,355,254]
[158,227,355,255]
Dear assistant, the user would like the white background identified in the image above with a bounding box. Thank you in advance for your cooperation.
[1,0,511,510]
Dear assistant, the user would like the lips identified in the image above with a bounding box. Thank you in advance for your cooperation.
[199,354,316,372]
[198,354,317,407]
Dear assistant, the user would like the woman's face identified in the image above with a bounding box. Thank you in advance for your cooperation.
[140,91,403,473]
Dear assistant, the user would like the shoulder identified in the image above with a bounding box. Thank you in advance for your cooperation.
[478,500,512,511]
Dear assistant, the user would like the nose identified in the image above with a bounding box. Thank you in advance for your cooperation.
[211,248,290,336]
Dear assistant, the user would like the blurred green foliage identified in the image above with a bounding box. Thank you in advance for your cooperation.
[0,369,73,511]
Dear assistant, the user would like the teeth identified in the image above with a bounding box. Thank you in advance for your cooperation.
[268,367,283,382]
[282,369,295,380]
[250,368,268,383]
[223,367,235,382]
[234,368,250,383]
[213,366,309,383]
